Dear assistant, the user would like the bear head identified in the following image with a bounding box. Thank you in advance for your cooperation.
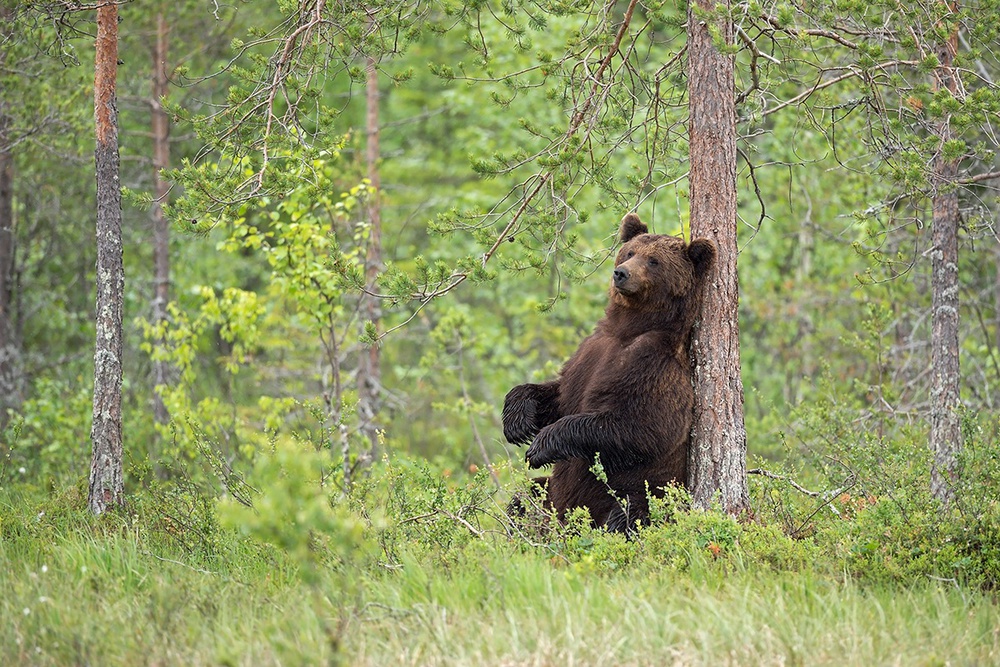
[610,213,716,311]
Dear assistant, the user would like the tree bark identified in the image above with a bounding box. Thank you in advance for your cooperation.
[929,5,961,505]
[686,0,750,514]
[0,111,16,428]
[0,6,18,427]
[151,11,171,428]
[356,48,382,466]
[89,1,125,515]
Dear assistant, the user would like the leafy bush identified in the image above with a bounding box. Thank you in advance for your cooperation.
[2,378,93,487]
[216,437,368,582]
[353,456,505,569]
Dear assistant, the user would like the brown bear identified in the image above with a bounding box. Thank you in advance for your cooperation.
[502,213,715,533]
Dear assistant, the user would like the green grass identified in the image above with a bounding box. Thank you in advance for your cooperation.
[356,565,999,666]
[2,481,999,667]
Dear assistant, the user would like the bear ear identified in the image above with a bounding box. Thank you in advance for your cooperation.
[687,238,716,279]
[619,213,648,243]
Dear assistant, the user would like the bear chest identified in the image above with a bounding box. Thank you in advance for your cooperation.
[557,334,680,414]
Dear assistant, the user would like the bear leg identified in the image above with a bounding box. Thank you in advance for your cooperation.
[506,476,550,519]
[603,493,650,537]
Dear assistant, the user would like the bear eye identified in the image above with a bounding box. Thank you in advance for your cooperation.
[626,250,635,259]
[648,257,659,267]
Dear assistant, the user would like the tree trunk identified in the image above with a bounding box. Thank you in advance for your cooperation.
[994,243,1000,360]
[89,1,125,515]
[151,12,171,428]
[929,6,961,505]
[0,7,18,428]
[686,0,750,515]
[0,112,16,428]
[356,49,382,466]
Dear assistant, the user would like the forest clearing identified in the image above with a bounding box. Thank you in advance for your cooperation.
[3,1,1000,664]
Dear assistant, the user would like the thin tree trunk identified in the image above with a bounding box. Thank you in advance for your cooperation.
[686,0,750,515]
[0,6,18,427]
[929,6,961,505]
[0,112,15,428]
[321,322,350,493]
[357,49,382,465]
[994,243,1000,360]
[89,1,125,515]
[794,188,814,405]
[151,12,171,427]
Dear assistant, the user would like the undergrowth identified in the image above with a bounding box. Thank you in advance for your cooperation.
[4,409,1000,665]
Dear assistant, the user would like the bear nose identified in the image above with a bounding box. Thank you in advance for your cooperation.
[613,266,629,286]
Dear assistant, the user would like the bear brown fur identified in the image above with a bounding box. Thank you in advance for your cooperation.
[502,213,716,533]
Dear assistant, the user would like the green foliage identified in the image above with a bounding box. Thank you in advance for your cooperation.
[136,287,270,463]
[217,438,366,582]
[354,456,501,567]
[3,378,93,486]
[11,0,1000,487]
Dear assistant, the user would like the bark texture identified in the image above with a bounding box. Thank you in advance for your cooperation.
[151,12,171,427]
[686,0,749,514]
[357,51,382,465]
[89,2,125,515]
[929,7,961,505]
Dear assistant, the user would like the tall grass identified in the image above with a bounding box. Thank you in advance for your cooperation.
[2,483,998,667]
[350,548,999,666]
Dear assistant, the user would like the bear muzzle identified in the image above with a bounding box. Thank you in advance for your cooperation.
[613,265,643,297]
[613,265,630,288]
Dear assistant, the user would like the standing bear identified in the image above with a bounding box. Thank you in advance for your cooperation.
[502,213,716,532]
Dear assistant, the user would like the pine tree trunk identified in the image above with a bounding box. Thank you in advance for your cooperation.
[929,7,961,505]
[686,0,750,514]
[89,1,125,515]
[357,50,382,465]
[151,12,171,428]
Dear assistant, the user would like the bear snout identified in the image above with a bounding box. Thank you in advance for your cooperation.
[613,266,630,287]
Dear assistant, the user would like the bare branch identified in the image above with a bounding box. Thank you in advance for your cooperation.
[959,170,1000,185]
[747,467,820,497]
[763,61,918,117]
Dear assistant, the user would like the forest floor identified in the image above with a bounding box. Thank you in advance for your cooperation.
[3,473,999,667]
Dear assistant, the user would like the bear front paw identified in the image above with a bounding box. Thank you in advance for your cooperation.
[525,428,559,469]
[502,386,538,445]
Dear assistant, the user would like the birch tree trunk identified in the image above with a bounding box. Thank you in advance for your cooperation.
[151,11,171,428]
[929,5,961,505]
[686,0,750,515]
[89,1,125,515]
